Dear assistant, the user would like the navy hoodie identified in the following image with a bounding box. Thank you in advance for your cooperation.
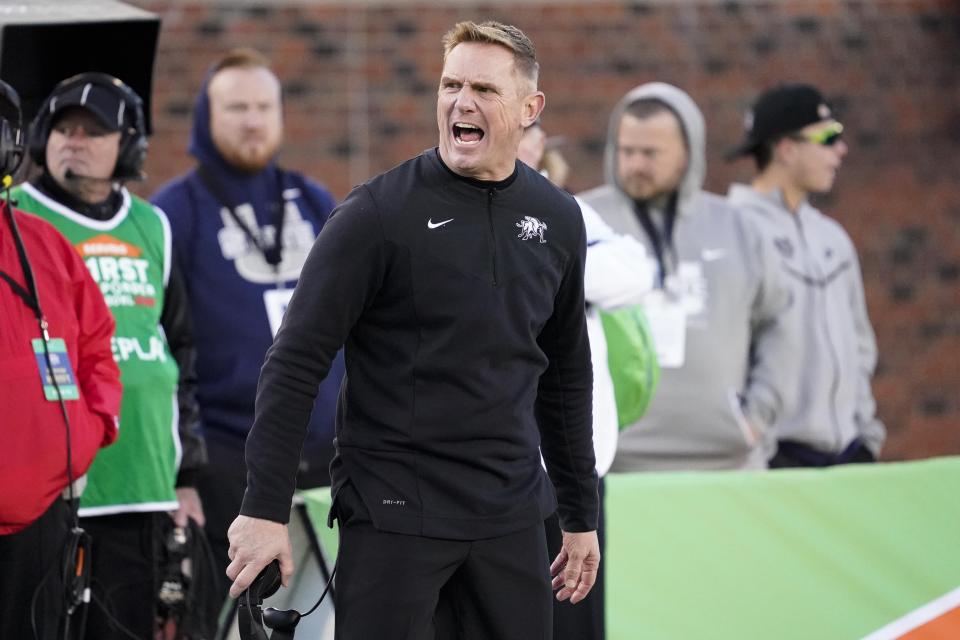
[151,73,343,485]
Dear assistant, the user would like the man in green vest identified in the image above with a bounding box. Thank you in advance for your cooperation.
[13,73,207,640]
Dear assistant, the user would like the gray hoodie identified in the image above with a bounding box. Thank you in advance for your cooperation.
[727,184,886,455]
[579,82,797,471]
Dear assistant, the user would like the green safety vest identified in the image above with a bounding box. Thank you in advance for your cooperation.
[13,183,181,516]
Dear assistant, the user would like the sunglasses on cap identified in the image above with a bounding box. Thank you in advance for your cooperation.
[791,121,844,147]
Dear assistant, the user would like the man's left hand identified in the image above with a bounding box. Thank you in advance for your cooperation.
[172,487,206,528]
[550,529,600,604]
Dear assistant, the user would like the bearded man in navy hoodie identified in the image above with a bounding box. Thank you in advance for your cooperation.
[151,48,343,600]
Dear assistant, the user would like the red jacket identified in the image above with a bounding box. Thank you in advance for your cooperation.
[0,202,121,534]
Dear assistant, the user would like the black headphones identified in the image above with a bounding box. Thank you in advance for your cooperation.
[28,72,148,181]
[239,559,336,640]
[239,560,298,640]
[0,78,25,179]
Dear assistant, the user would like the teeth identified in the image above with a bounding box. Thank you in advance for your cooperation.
[453,122,483,145]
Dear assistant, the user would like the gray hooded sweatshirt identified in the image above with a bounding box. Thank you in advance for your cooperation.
[727,185,886,456]
[579,82,797,471]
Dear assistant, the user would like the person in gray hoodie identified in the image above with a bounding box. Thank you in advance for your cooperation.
[579,82,796,471]
[726,84,885,466]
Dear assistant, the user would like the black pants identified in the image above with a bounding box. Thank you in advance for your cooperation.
[334,484,552,640]
[770,438,876,468]
[0,498,71,640]
[196,432,248,603]
[544,476,605,640]
[81,512,165,640]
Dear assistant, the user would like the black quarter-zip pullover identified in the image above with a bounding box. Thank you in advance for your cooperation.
[241,148,597,539]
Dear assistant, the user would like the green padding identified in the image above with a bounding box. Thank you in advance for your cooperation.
[302,487,338,560]
[599,305,660,429]
[605,457,960,639]
[301,457,960,639]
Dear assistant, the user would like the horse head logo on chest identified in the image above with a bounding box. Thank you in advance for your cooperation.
[516,216,548,244]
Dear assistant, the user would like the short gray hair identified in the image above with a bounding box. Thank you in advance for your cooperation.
[442,21,539,88]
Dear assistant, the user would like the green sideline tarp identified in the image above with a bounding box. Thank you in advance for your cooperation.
[604,456,960,639]
[301,456,960,639]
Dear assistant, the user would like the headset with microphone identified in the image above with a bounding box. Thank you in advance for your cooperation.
[28,72,148,182]
[238,559,336,640]
[63,168,116,183]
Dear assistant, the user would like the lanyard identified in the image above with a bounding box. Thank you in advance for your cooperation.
[633,194,678,288]
[196,164,287,267]
[0,266,39,315]
[2,201,47,333]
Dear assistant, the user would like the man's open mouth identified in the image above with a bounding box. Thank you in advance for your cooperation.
[453,122,484,144]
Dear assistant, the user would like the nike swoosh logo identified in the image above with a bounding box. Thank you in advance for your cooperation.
[701,249,726,261]
[427,218,454,229]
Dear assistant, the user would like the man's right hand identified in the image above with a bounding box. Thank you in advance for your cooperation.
[226,515,294,598]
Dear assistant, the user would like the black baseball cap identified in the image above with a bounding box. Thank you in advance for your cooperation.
[46,77,131,133]
[726,84,835,160]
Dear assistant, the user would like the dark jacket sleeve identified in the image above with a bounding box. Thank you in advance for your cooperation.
[536,214,599,532]
[240,185,386,523]
[160,254,207,486]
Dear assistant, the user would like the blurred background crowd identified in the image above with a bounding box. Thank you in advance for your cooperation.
[135,0,959,461]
